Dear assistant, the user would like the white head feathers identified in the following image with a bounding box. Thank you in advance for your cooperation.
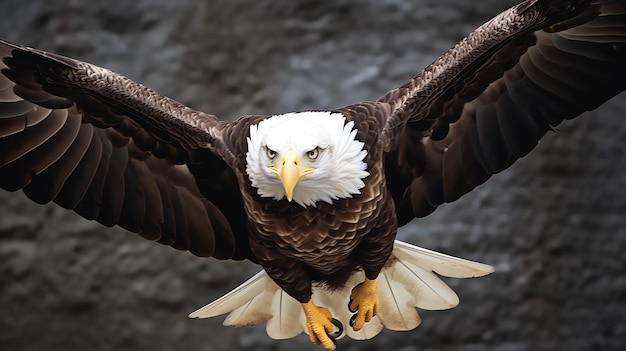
[246,111,369,207]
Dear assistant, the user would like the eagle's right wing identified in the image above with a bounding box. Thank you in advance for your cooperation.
[0,39,253,260]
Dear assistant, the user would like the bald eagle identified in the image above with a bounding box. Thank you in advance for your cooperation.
[1,0,625,350]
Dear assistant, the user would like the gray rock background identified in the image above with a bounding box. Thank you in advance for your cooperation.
[0,1,625,350]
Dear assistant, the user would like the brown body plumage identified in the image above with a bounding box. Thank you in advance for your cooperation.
[1,0,625,349]
[238,105,395,299]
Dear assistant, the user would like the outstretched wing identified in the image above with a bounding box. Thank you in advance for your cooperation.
[379,0,626,224]
[0,39,252,260]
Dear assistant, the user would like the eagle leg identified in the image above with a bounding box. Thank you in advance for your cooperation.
[348,277,379,331]
[301,300,340,351]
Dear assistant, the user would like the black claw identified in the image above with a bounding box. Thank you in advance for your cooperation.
[327,318,343,340]
[349,314,357,328]
[348,298,356,313]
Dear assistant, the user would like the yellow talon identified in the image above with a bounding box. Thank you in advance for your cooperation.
[301,300,337,351]
[348,278,379,331]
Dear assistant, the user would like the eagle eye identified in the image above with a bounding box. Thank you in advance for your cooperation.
[266,147,277,160]
[306,147,320,160]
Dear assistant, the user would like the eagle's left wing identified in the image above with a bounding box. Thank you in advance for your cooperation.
[378,0,626,224]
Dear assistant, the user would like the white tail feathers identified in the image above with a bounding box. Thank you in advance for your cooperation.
[188,240,494,340]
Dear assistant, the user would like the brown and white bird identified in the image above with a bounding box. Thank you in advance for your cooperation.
[1,0,625,350]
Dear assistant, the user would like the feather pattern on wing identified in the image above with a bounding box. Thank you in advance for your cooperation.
[0,39,253,260]
[379,0,626,223]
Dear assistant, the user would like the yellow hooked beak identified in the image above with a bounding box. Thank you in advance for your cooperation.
[270,150,315,202]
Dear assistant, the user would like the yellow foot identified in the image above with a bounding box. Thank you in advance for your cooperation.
[348,277,379,331]
[301,300,339,351]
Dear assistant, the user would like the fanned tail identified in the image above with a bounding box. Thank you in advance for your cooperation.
[188,240,494,340]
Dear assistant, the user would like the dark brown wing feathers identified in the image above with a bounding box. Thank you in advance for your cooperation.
[379,0,626,224]
[0,39,251,260]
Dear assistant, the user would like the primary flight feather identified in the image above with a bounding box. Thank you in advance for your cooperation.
[1,0,625,350]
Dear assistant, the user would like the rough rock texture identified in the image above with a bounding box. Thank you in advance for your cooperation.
[0,1,625,350]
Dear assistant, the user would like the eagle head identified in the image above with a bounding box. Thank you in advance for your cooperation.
[246,111,369,207]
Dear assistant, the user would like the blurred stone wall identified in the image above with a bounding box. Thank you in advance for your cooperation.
[0,1,624,350]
